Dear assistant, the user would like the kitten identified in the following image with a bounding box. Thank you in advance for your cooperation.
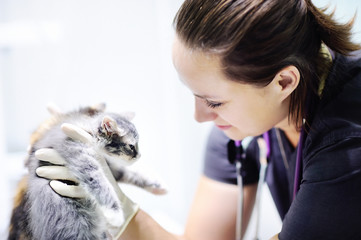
[8,104,166,240]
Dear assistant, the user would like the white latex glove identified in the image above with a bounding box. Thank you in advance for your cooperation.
[35,123,139,239]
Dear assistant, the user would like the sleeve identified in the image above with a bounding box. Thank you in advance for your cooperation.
[279,137,361,239]
[203,126,260,185]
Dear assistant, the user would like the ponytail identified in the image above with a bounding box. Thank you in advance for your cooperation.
[306,0,361,55]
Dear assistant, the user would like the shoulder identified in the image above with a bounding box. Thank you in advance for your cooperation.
[321,51,361,102]
[203,126,261,185]
[303,52,361,182]
[308,52,361,145]
[205,126,231,155]
[203,127,237,184]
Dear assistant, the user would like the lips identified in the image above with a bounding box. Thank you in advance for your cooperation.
[216,124,232,130]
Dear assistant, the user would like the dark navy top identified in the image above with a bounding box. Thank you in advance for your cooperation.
[203,52,361,239]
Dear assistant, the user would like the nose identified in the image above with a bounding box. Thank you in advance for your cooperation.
[194,97,217,123]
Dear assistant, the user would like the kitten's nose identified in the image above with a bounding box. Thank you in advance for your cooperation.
[132,150,138,158]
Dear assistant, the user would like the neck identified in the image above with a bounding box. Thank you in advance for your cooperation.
[276,117,301,148]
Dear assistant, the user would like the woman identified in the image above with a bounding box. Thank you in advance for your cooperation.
[171,0,361,239]
[36,0,361,239]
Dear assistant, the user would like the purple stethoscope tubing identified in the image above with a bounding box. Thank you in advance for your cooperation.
[263,130,303,199]
[293,128,304,199]
[234,130,303,240]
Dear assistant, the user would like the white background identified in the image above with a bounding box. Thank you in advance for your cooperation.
[0,0,360,239]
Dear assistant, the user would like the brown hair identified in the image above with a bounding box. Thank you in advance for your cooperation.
[173,0,361,128]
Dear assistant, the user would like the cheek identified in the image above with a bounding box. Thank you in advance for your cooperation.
[218,101,256,127]
[224,100,274,136]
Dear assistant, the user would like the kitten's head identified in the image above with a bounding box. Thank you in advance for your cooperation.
[96,112,140,166]
[30,103,107,147]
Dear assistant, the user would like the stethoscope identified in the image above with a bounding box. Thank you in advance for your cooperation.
[233,129,305,240]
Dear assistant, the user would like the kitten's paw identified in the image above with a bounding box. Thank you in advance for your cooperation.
[101,207,124,227]
[146,182,168,195]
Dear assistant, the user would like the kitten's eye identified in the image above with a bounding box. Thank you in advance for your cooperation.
[205,100,223,109]
[129,145,135,151]
[128,144,138,158]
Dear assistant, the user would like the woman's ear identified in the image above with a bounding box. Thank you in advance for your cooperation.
[273,65,300,101]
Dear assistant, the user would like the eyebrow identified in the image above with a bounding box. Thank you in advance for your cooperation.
[194,93,219,100]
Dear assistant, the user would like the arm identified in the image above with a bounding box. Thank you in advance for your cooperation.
[120,210,182,240]
[121,175,257,240]
[184,175,257,240]
[270,234,279,240]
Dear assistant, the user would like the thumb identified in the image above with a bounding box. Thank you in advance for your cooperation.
[61,123,93,144]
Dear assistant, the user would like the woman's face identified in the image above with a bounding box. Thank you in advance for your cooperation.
[172,36,290,140]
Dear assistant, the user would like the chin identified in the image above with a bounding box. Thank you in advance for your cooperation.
[223,127,264,141]
[223,129,248,141]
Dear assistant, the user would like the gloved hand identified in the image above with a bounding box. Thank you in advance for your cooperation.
[35,123,139,239]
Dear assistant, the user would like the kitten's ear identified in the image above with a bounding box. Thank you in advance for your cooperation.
[102,116,127,136]
[84,103,106,116]
[122,111,135,121]
[91,103,106,112]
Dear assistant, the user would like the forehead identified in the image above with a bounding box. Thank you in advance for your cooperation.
[172,36,232,97]
[172,36,221,73]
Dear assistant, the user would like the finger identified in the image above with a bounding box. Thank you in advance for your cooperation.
[61,123,93,144]
[36,166,78,183]
[46,102,63,115]
[35,148,67,165]
[50,180,87,198]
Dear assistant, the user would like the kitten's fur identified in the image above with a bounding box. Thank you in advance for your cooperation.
[8,104,165,240]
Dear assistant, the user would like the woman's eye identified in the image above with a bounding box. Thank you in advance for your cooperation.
[206,100,223,109]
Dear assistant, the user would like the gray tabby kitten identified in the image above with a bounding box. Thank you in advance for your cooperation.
[8,104,165,240]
